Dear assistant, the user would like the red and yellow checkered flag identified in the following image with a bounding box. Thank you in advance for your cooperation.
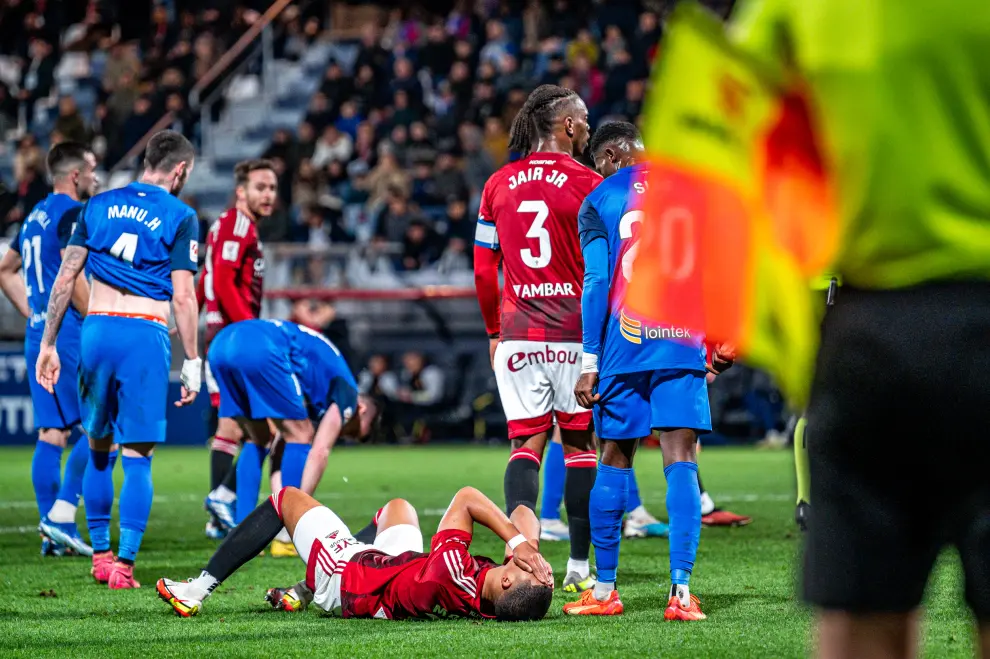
[625,3,838,406]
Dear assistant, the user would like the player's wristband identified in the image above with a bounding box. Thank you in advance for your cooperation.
[507,534,527,551]
[581,352,599,374]
[487,331,500,340]
[180,357,203,393]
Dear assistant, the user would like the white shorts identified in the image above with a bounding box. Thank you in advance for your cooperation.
[292,506,424,615]
[493,341,592,439]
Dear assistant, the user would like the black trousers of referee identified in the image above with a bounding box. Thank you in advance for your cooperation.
[804,281,990,620]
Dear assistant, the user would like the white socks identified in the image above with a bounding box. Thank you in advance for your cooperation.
[211,485,236,503]
[275,528,291,543]
[566,558,590,579]
[47,499,77,523]
[671,583,691,607]
[190,570,219,598]
[593,581,614,601]
[700,491,716,516]
[628,505,649,519]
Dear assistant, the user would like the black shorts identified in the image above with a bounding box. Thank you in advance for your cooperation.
[804,282,990,619]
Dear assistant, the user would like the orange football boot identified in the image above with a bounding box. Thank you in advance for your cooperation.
[701,509,752,527]
[563,589,624,616]
[664,593,706,621]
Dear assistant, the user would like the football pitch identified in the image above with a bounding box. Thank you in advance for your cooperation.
[0,446,977,658]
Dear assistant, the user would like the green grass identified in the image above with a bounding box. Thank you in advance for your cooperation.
[0,446,977,658]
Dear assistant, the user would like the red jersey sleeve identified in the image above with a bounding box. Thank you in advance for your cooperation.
[473,178,502,337]
[212,214,258,324]
[424,529,497,619]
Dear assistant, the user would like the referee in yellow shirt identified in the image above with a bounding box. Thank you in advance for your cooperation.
[732,1,990,657]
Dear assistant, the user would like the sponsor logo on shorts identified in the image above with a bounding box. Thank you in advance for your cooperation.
[507,346,579,372]
[620,308,693,345]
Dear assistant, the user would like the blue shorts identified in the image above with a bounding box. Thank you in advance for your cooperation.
[78,315,170,444]
[593,369,712,441]
[25,318,82,430]
[208,323,307,421]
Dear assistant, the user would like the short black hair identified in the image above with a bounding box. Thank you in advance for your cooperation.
[589,121,642,159]
[493,583,553,622]
[143,130,195,174]
[46,141,91,180]
[508,84,580,157]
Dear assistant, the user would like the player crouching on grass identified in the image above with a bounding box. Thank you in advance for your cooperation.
[158,486,554,622]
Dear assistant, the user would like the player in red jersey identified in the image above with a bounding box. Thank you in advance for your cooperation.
[473,85,602,594]
[198,159,276,539]
[156,485,554,621]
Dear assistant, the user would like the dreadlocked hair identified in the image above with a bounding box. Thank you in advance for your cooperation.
[508,85,578,157]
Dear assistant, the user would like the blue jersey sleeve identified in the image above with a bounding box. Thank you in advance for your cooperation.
[580,200,610,359]
[170,213,199,272]
[57,206,83,249]
[68,206,90,248]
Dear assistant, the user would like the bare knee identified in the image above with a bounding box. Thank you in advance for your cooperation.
[377,498,419,531]
[659,429,698,466]
[278,486,321,536]
[216,416,244,441]
[816,609,918,659]
[560,428,595,453]
[38,428,70,449]
[600,438,636,469]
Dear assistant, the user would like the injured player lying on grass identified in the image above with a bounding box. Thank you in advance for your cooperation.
[158,486,554,621]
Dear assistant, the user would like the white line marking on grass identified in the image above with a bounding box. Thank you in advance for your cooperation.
[0,526,38,534]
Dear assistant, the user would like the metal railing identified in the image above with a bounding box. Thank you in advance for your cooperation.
[107,0,296,178]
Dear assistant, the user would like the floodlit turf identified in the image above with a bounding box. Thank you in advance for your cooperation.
[0,446,978,658]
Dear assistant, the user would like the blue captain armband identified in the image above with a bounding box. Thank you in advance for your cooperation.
[475,218,499,250]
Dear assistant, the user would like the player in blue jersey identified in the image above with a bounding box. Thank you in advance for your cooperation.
[0,142,98,556]
[563,122,735,620]
[206,318,379,556]
[36,130,203,589]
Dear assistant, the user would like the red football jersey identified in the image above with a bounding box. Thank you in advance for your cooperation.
[200,208,265,345]
[339,529,498,620]
[474,153,601,342]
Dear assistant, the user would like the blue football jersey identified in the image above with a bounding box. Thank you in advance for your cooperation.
[14,193,84,342]
[69,182,198,300]
[578,163,706,378]
[279,320,359,423]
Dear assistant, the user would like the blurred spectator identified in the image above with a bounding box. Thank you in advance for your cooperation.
[522,0,549,53]
[566,29,600,68]
[0,83,17,136]
[602,25,629,67]
[401,218,442,270]
[53,96,89,144]
[406,122,436,165]
[390,89,419,128]
[433,153,468,202]
[612,78,645,121]
[335,100,363,139]
[604,49,637,107]
[355,24,389,80]
[479,20,515,67]
[360,151,410,208]
[312,124,354,169]
[320,61,353,109]
[395,351,445,407]
[436,237,470,274]
[304,92,334,134]
[13,134,42,185]
[292,159,322,209]
[570,54,604,109]
[419,22,455,78]
[18,37,56,130]
[122,96,157,154]
[376,190,421,243]
[482,117,509,167]
[358,354,399,399]
[295,122,317,164]
[410,161,440,207]
[459,123,495,199]
[390,58,423,109]
[438,197,474,245]
[632,11,663,78]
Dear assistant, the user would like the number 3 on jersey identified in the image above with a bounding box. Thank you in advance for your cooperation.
[110,232,138,263]
[519,200,551,269]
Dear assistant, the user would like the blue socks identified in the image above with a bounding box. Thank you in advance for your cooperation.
[281,443,310,489]
[589,463,631,584]
[118,455,154,562]
[664,461,701,586]
[625,468,642,513]
[540,441,565,520]
[32,441,62,521]
[236,443,269,524]
[56,439,90,510]
[83,449,118,552]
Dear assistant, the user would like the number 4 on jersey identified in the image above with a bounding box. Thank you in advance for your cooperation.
[110,232,138,263]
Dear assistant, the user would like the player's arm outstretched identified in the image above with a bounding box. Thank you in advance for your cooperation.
[299,402,344,493]
[575,198,609,409]
[36,244,88,392]
[0,246,29,318]
[438,486,553,587]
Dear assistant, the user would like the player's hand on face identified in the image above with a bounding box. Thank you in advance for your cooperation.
[574,372,600,409]
[175,386,198,407]
[512,541,554,587]
[36,345,61,394]
[488,337,499,369]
